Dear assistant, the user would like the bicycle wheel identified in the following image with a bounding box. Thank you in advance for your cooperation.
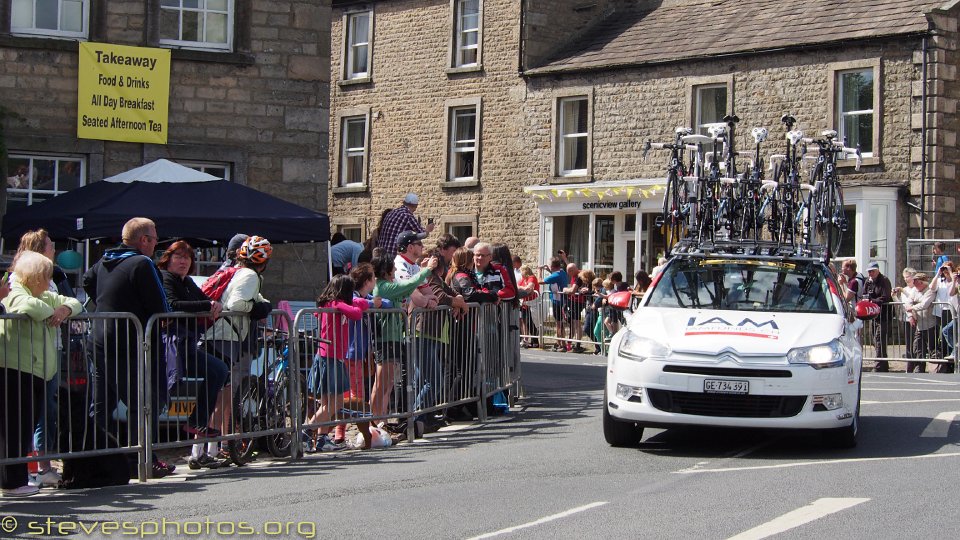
[266,371,306,458]
[229,375,264,465]
[815,181,845,256]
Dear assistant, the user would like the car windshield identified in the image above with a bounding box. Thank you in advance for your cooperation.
[645,258,836,313]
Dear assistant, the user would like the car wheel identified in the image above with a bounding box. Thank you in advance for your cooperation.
[603,390,644,447]
[823,382,860,449]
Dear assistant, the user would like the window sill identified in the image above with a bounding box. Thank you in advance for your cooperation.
[446,65,483,76]
[166,48,256,66]
[0,34,82,51]
[339,76,372,87]
[332,185,369,194]
[548,175,592,184]
[838,156,879,169]
[442,179,480,189]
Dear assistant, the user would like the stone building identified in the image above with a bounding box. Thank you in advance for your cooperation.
[0,0,330,300]
[329,0,959,279]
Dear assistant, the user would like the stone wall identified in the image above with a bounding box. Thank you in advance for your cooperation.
[330,1,954,272]
[0,1,331,301]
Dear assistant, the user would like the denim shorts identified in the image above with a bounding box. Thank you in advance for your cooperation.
[308,355,350,396]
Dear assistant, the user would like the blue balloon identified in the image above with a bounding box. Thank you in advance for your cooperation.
[56,250,83,270]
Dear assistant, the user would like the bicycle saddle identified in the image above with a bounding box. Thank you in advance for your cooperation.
[675,127,694,136]
[821,129,838,140]
[681,134,714,145]
[751,127,768,144]
[706,123,727,138]
[786,130,804,145]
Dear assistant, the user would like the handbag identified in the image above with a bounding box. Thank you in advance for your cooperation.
[162,331,184,394]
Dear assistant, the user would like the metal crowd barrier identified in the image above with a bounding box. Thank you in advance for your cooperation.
[860,301,958,374]
[521,284,625,355]
[143,309,298,469]
[0,312,148,481]
[0,302,522,484]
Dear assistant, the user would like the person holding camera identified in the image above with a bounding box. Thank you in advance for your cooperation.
[376,193,436,257]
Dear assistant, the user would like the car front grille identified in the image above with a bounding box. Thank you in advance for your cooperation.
[662,365,793,378]
[647,389,806,418]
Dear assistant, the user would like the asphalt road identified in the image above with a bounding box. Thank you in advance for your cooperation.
[3,350,960,539]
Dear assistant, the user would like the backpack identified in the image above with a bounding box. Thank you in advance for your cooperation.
[850,272,867,301]
[201,266,239,301]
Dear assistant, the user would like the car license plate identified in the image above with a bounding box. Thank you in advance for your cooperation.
[703,379,749,394]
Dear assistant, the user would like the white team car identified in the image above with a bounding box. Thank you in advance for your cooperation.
[604,255,864,448]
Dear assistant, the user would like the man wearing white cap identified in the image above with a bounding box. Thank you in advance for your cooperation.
[377,193,436,257]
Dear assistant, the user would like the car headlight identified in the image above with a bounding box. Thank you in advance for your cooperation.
[787,339,844,369]
[618,329,671,362]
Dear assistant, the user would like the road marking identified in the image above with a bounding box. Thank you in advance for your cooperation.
[921,411,960,438]
[466,501,608,539]
[675,451,960,474]
[863,399,960,405]
[862,388,960,393]
[726,498,869,540]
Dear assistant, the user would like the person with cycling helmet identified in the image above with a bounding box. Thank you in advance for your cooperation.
[204,235,272,461]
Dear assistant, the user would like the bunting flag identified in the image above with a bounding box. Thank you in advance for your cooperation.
[528,184,666,202]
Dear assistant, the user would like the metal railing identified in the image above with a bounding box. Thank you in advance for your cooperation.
[0,303,522,483]
[860,301,958,374]
[520,285,625,355]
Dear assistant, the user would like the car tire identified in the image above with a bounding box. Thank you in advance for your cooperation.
[823,382,860,449]
[603,390,644,447]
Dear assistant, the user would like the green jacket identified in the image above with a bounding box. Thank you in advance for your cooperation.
[373,268,431,342]
[0,281,82,381]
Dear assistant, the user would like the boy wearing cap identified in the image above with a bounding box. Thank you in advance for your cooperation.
[377,193,436,257]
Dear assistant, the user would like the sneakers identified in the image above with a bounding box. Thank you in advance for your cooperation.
[301,430,317,454]
[150,460,176,479]
[28,469,61,488]
[188,454,227,470]
[316,434,345,452]
[2,485,39,497]
[945,353,956,361]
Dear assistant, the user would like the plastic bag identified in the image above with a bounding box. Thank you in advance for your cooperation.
[356,426,392,448]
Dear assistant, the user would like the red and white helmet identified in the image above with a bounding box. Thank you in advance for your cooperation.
[855,300,881,321]
[238,235,272,264]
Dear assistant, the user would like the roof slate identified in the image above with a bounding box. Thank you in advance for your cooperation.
[528,0,945,74]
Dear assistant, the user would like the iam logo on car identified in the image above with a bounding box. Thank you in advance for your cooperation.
[684,316,780,340]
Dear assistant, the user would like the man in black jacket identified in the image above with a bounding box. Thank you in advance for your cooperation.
[865,261,893,372]
[83,217,173,477]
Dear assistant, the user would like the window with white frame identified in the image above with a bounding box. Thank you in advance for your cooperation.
[160,0,233,51]
[694,84,727,156]
[345,11,372,80]
[453,0,480,68]
[558,96,588,176]
[337,225,363,244]
[5,154,85,213]
[448,106,478,181]
[836,68,874,156]
[11,0,88,38]
[180,161,231,181]
[340,116,368,187]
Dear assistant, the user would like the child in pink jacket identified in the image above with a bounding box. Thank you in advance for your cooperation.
[303,274,370,451]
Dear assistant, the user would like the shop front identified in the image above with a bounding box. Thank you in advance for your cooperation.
[524,180,667,278]
[525,180,900,280]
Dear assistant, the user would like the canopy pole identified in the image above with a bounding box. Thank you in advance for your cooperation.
[327,241,333,281]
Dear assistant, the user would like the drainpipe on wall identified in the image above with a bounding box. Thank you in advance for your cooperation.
[920,36,928,240]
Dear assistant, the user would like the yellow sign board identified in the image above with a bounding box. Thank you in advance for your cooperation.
[77,42,171,144]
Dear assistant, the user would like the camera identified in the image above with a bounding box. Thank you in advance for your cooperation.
[427,217,434,225]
